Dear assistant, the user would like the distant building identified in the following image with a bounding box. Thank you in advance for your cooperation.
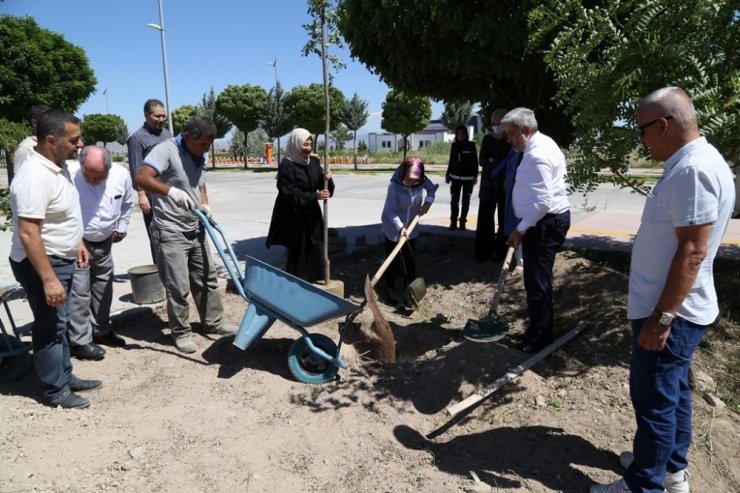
[368,119,474,153]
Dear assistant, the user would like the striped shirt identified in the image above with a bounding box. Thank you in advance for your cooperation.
[127,123,172,190]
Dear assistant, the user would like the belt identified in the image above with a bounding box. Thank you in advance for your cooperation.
[181,227,203,240]
[84,236,112,246]
[543,210,570,220]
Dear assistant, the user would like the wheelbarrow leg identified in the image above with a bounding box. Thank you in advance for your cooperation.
[233,303,276,351]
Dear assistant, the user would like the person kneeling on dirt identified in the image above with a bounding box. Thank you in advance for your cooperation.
[381,157,436,311]
[135,116,236,354]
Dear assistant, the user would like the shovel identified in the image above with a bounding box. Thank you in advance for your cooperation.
[462,246,514,342]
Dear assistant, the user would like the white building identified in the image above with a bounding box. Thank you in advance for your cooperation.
[368,119,474,152]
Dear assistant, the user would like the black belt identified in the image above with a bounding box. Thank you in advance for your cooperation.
[181,227,203,240]
[543,210,570,219]
[84,236,112,246]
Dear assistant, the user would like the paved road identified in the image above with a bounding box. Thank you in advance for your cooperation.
[1,167,737,329]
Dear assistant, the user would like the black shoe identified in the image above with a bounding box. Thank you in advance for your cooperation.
[93,331,126,347]
[70,343,106,361]
[43,390,90,409]
[517,337,553,354]
[69,377,103,392]
[449,220,458,230]
[459,221,466,231]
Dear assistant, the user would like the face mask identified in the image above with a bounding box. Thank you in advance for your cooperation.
[492,125,504,134]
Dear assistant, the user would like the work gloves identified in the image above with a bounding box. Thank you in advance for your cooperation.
[199,204,212,218]
[167,187,195,210]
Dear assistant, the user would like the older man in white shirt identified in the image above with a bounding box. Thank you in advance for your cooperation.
[502,107,571,353]
[66,146,133,360]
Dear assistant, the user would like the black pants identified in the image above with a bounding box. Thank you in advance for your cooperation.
[449,179,475,224]
[475,182,506,260]
[521,211,570,345]
[383,237,416,304]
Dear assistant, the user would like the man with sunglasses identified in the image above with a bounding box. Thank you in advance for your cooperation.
[591,87,735,493]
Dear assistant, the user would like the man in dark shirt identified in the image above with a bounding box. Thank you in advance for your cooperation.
[127,99,173,263]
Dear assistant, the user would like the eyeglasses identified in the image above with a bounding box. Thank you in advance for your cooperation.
[637,116,673,137]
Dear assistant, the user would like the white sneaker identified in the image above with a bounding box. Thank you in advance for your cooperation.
[590,478,631,493]
[618,451,690,493]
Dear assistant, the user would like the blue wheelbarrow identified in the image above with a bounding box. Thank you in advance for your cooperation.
[195,210,361,384]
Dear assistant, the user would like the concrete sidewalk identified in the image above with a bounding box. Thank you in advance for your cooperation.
[1,171,738,331]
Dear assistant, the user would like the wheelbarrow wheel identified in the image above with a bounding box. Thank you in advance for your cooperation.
[288,333,339,384]
[0,335,30,384]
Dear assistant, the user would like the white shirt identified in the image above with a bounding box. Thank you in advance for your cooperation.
[628,137,735,324]
[68,161,134,241]
[13,135,36,173]
[511,131,570,232]
[10,149,83,262]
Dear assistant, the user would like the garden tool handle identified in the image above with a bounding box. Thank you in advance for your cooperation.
[487,246,515,317]
[370,214,422,287]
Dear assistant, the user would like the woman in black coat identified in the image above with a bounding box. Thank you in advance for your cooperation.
[266,128,334,282]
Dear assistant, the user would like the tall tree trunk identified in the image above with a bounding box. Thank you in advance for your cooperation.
[243,131,249,170]
[6,152,15,184]
[321,6,331,285]
[277,136,281,165]
[402,135,408,159]
[352,129,357,170]
[211,143,216,169]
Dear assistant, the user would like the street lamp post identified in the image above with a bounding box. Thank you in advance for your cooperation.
[147,0,174,134]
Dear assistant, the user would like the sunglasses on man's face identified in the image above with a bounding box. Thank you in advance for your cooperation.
[637,116,673,138]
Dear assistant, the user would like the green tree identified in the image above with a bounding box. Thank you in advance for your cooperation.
[81,113,127,148]
[230,127,269,160]
[357,139,368,153]
[172,105,198,135]
[530,0,739,193]
[283,83,346,138]
[338,1,572,145]
[381,89,432,159]
[199,86,233,168]
[341,92,369,169]
[216,83,267,169]
[0,117,28,185]
[330,124,352,150]
[441,101,474,131]
[261,82,293,164]
[0,15,96,122]
[115,120,129,146]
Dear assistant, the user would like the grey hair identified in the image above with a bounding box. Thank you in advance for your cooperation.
[501,107,538,132]
[637,87,696,132]
[79,145,112,170]
[185,116,217,139]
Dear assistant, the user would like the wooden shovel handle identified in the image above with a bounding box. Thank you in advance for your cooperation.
[487,246,515,317]
[370,214,421,287]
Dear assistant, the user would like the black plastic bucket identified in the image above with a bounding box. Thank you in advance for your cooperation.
[127,265,165,304]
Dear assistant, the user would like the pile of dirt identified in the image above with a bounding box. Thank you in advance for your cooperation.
[1,234,738,492]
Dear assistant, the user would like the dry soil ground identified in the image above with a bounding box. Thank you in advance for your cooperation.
[1,234,738,493]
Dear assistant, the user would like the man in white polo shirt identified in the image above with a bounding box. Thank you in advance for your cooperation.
[136,116,235,354]
[66,145,133,360]
[9,109,102,409]
[502,107,571,353]
[590,88,735,493]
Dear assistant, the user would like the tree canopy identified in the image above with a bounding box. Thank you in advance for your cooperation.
[338,0,572,145]
[441,101,474,131]
[216,83,267,168]
[531,0,739,191]
[199,87,232,139]
[283,83,346,136]
[0,15,96,122]
[341,92,369,169]
[381,89,432,158]
[81,113,127,147]
[261,82,293,164]
[171,105,198,135]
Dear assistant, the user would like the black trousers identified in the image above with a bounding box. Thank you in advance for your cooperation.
[383,237,416,304]
[449,179,475,223]
[475,182,506,260]
[521,211,570,344]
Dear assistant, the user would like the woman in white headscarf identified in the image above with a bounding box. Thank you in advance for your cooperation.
[266,128,334,281]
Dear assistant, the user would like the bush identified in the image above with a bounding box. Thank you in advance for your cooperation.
[112,154,124,162]
[0,187,12,231]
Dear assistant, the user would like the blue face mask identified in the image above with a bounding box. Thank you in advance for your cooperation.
[492,125,504,135]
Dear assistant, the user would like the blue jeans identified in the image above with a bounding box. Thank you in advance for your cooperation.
[625,317,709,493]
[10,256,76,401]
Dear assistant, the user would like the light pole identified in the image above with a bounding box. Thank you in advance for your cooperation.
[147,0,173,134]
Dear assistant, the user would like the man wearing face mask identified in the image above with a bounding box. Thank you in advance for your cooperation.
[502,107,570,353]
[136,116,235,354]
[476,108,511,262]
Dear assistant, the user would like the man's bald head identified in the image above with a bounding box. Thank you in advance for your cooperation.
[79,145,111,185]
[637,87,698,133]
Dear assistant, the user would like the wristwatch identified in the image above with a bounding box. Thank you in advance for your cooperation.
[653,308,675,327]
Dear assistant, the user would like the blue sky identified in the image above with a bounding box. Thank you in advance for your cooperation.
[2,0,444,142]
